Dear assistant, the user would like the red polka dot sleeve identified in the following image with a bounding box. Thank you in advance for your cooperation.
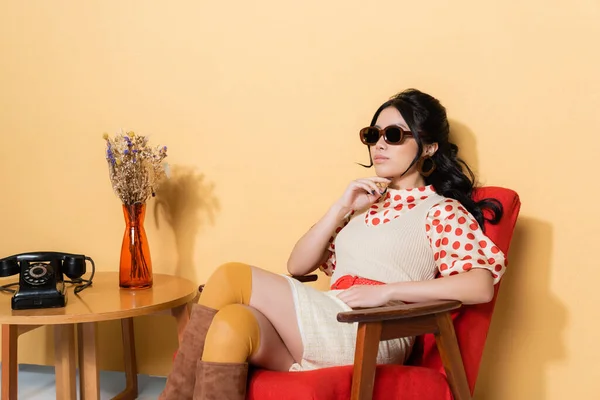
[426,199,506,284]
[319,211,354,276]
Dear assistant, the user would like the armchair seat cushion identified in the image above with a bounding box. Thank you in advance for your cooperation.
[247,365,452,400]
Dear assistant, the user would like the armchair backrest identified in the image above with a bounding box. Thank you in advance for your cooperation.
[406,186,521,394]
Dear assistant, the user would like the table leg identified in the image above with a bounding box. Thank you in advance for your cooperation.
[54,324,76,400]
[78,322,99,400]
[1,325,18,400]
[112,318,138,400]
[171,303,192,344]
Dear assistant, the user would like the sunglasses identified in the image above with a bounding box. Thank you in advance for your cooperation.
[359,126,414,146]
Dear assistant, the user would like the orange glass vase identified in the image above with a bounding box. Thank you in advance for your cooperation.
[119,203,153,289]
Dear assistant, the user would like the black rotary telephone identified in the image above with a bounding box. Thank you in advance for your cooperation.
[0,252,95,310]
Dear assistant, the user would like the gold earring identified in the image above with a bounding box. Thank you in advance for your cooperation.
[417,155,436,177]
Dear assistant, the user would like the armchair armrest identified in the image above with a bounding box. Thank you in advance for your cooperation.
[339,299,470,400]
[290,274,318,283]
[337,300,462,323]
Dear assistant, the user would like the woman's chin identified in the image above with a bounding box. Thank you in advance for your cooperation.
[373,166,396,179]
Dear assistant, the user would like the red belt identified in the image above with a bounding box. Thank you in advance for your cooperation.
[330,274,384,290]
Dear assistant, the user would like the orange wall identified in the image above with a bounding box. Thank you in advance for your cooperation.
[1,1,599,398]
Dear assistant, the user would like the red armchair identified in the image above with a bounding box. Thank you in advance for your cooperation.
[246,186,521,400]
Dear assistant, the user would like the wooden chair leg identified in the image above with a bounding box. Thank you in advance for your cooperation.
[112,318,138,400]
[78,322,100,400]
[351,322,383,400]
[54,324,77,400]
[435,312,471,400]
[1,325,18,400]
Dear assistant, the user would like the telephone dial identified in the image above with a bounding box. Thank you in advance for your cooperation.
[0,252,95,310]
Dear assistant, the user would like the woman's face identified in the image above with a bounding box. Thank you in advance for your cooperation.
[370,106,425,188]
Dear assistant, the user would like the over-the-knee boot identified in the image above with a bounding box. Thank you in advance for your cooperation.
[193,360,249,400]
[160,304,218,400]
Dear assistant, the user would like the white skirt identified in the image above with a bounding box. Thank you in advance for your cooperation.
[283,276,413,371]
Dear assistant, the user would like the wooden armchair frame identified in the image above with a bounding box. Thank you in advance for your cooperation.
[337,299,466,400]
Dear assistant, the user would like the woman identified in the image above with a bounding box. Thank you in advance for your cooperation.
[160,88,505,400]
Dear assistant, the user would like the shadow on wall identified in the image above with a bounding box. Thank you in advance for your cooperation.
[153,165,220,284]
[447,121,566,398]
[475,217,567,400]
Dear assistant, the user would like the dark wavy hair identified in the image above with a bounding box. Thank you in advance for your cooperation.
[361,88,503,230]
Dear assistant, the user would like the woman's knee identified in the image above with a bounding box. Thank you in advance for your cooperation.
[199,262,253,310]
[202,304,260,363]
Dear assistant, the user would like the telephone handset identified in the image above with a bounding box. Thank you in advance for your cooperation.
[0,251,95,310]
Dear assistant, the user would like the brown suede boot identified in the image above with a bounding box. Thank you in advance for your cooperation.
[193,360,249,400]
[159,304,218,400]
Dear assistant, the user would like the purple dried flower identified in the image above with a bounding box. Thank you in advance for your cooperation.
[106,148,116,165]
[103,130,169,205]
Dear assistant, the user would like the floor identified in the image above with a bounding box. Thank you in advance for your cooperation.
[0,364,166,399]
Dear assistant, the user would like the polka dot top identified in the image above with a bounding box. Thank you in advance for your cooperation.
[320,185,506,284]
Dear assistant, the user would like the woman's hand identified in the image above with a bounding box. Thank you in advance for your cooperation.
[335,177,391,214]
[337,285,392,308]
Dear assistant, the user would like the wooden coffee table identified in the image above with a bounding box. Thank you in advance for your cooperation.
[0,272,198,400]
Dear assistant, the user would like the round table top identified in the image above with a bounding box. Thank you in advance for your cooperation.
[0,272,198,325]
